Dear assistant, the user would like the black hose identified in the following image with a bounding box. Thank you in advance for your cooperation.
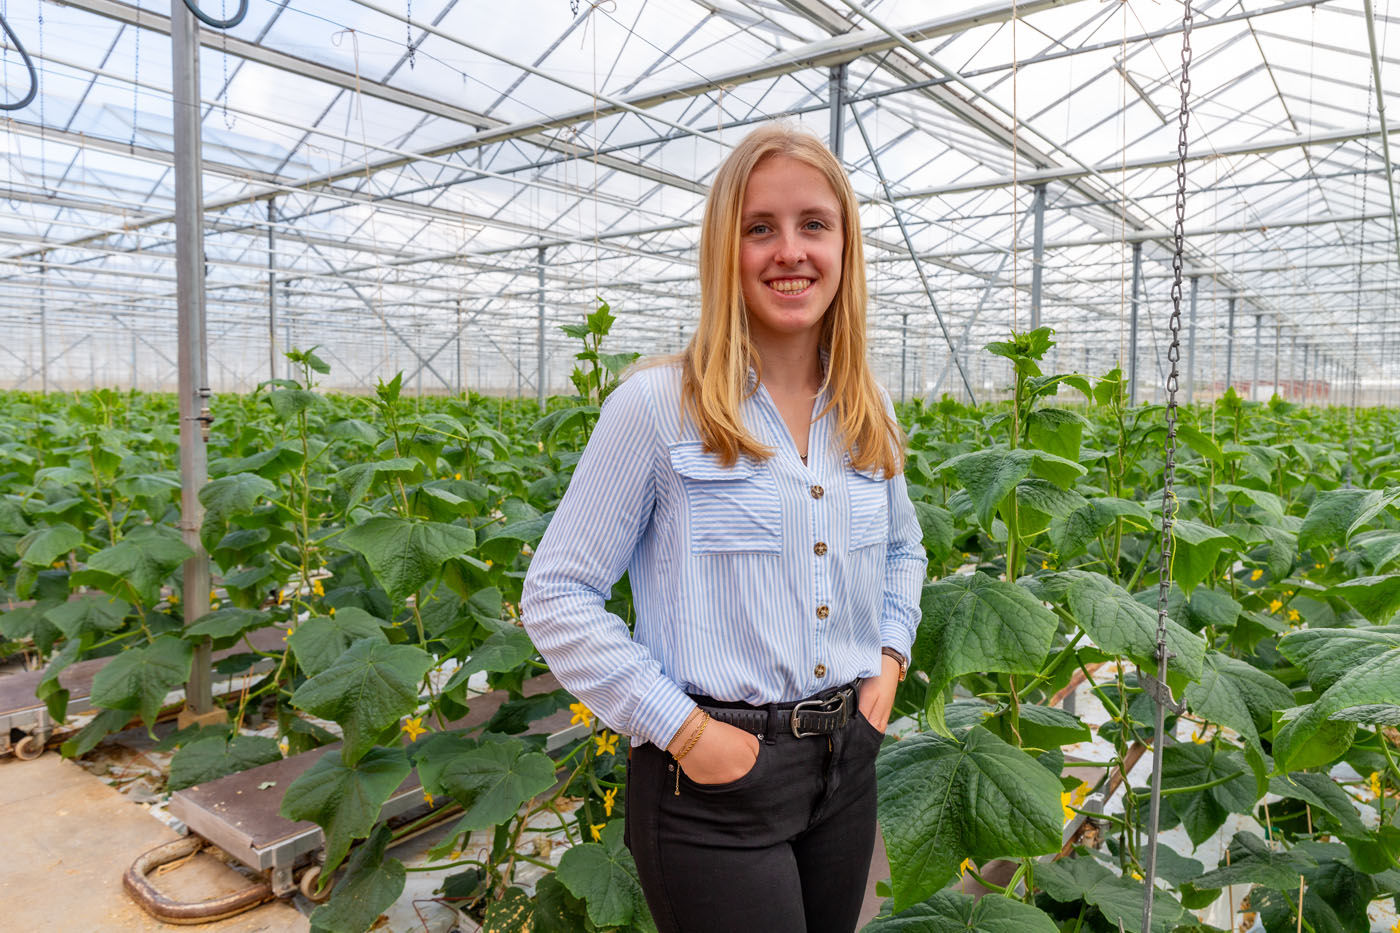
[182,0,249,30]
[0,12,38,111]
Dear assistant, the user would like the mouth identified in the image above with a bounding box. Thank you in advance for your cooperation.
[765,277,814,296]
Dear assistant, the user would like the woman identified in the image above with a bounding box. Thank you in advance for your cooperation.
[521,124,925,933]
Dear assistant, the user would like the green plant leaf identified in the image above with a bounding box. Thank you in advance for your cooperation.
[443,625,536,698]
[864,889,1058,931]
[1155,742,1260,847]
[914,573,1058,737]
[481,887,537,932]
[1192,831,1318,890]
[267,388,323,422]
[1176,424,1225,466]
[1027,408,1088,463]
[1058,571,1204,694]
[1271,646,1400,773]
[168,734,282,791]
[556,821,655,931]
[1035,854,1188,933]
[1183,650,1293,784]
[199,473,278,549]
[913,501,955,561]
[1169,519,1237,595]
[309,824,405,933]
[16,522,83,567]
[89,634,193,728]
[280,747,411,877]
[1325,574,1400,624]
[72,526,194,605]
[333,458,420,509]
[1298,488,1399,551]
[875,727,1063,911]
[289,639,433,765]
[1050,498,1153,561]
[338,517,476,601]
[45,593,129,640]
[184,607,270,646]
[1267,772,1368,837]
[1277,625,1400,692]
[435,738,558,833]
[287,608,389,677]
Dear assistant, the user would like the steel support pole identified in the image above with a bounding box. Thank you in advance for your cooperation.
[828,64,847,161]
[1128,242,1142,406]
[1185,276,1198,404]
[537,245,546,409]
[456,300,463,395]
[267,198,277,383]
[899,312,908,404]
[1273,323,1281,398]
[1252,314,1263,401]
[1030,183,1046,331]
[39,255,48,393]
[172,0,213,718]
[1225,297,1236,389]
[1303,346,1311,405]
[1289,334,1297,400]
[131,331,138,389]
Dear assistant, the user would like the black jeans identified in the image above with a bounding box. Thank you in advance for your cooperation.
[624,688,883,933]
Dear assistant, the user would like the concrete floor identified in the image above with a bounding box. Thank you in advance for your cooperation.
[0,751,306,932]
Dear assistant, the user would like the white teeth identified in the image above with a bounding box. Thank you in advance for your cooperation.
[769,279,812,294]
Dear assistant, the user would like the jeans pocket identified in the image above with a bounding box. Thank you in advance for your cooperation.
[679,740,766,793]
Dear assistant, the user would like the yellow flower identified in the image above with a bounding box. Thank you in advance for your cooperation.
[1269,599,1283,614]
[1370,771,1383,799]
[1041,559,1050,569]
[454,472,462,480]
[402,717,428,742]
[1131,870,1143,881]
[1390,918,1399,933]
[590,822,606,842]
[168,592,180,606]
[484,559,493,568]
[1287,609,1300,622]
[1061,791,1075,822]
[1315,561,1324,569]
[51,560,64,569]
[329,607,336,616]
[594,731,619,756]
[1285,589,1295,596]
[210,599,221,610]
[278,737,289,755]
[959,858,972,877]
[1192,725,1209,744]
[1250,569,1263,581]
[312,577,325,597]
[276,588,285,606]
[569,702,594,728]
[603,787,617,817]
[423,791,434,807]
[1061,781,1090,822]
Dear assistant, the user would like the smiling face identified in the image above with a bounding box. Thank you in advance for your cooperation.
[738,154,845,350]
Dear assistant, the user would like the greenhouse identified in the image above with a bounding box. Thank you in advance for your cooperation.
[2,0,1400,931]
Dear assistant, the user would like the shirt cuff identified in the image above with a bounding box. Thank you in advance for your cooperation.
[879,623,915,666]
[629,674,698,750]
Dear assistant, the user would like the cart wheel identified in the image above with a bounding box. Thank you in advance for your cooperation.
[14,734,45,760]
[299,866,332,903]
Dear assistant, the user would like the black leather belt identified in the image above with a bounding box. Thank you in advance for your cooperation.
[694,683,857,739]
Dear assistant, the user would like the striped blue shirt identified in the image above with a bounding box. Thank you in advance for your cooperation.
[520,363,926,749]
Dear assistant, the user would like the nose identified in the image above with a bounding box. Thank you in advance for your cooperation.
[774,228,806,265]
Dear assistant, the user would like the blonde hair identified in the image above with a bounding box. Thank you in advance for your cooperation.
[679,123,903,477]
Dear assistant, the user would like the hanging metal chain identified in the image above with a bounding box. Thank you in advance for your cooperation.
[1143,3,1192,930]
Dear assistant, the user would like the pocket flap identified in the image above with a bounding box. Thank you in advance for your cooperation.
[668,442,759,481]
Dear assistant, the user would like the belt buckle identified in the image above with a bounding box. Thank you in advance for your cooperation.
[790,689,849,739]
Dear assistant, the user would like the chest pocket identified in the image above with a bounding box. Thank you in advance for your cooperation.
[669,442,782,555]
[847,464,889,550]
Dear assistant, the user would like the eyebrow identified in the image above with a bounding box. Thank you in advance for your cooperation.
[741,207,840,222]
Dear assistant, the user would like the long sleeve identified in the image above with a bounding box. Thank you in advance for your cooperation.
[878,393,927,660]
[521,373,695,749]
[879,464,926,661]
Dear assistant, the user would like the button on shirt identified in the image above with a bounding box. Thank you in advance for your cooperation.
[520,364,926,749]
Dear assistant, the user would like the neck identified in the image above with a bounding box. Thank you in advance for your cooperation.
[751,330,824,398]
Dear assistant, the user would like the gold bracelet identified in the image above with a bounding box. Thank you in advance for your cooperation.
[666,708,703,754]
[672,711,710,796]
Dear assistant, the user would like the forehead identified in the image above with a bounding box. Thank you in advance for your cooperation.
[741,154,840,214]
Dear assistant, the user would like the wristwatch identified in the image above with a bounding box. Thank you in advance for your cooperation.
[880,646,908,682]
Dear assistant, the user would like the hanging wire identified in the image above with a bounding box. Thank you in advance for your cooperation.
[1143,3,1193,930]
[0,4,37,110]
[182,0,248,30]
